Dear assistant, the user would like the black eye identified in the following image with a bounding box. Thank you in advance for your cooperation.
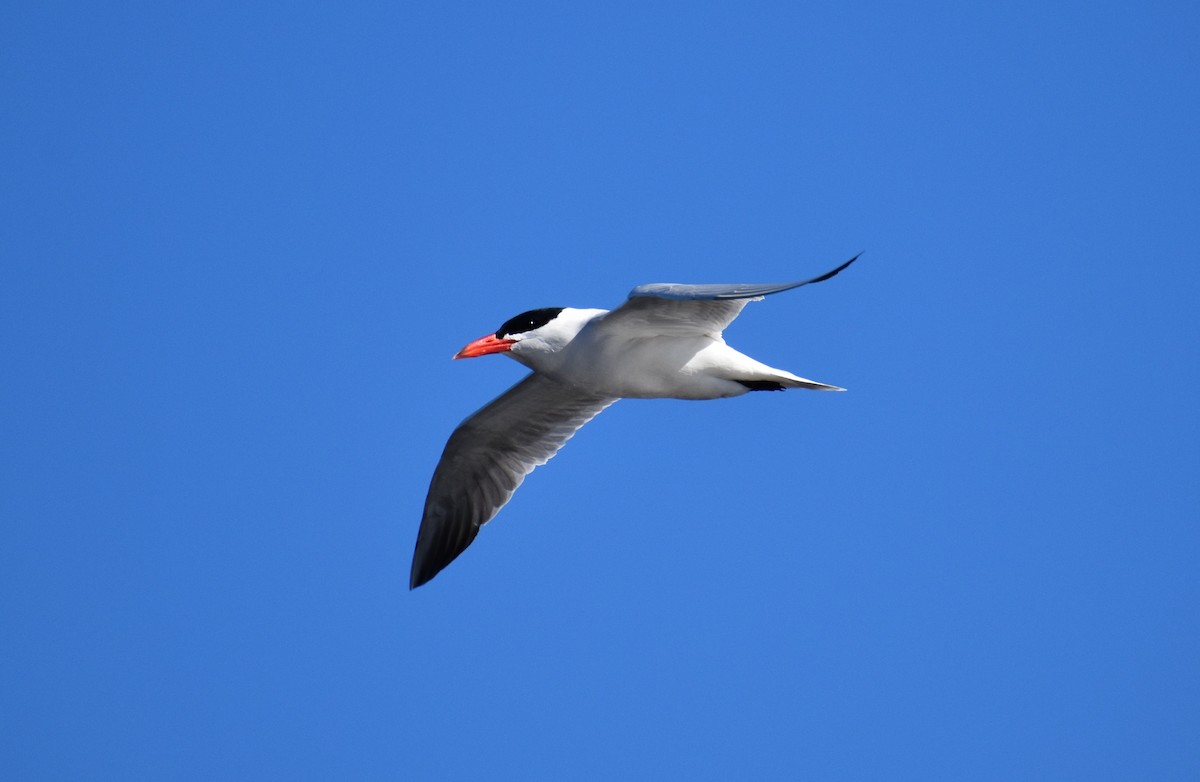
[495,307,564,338]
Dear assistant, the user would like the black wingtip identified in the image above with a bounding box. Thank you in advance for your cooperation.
[807,252,861,285]
[409,562,437,590]
[409,554,442,590]
[409,543,436,590]
[409,517,482,590]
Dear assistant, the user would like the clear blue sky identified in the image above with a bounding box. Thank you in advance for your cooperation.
[3,2,1198,779]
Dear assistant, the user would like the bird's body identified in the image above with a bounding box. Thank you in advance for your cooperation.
[547,321,817,399]
[410,256,858,588]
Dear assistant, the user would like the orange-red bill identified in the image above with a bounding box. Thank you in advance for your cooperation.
[454,334,516,359]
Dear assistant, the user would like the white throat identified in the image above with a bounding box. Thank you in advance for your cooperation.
[508,308,607,372]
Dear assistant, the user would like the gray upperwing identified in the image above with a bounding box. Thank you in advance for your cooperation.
[627,254,860,301]
[601,254,860,338]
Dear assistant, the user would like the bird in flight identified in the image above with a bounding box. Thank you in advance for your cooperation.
[410,255,858,588]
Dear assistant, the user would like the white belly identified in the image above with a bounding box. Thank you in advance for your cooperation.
[550,333,754,400]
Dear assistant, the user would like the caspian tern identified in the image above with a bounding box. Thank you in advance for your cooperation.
[410,255,858,588]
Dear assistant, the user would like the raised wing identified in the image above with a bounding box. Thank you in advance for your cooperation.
[601,254,860,338]
[410,373,616,588]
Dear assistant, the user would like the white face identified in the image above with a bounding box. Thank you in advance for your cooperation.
[455,307,605,364]
[506,308,606,369]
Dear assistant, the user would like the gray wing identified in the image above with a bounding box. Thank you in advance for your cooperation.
[602,255,859,337]
[410,373,616,588]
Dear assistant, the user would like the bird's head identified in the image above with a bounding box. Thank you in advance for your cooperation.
[455,307,605,371]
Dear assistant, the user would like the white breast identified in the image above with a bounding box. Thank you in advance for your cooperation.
[550,326,752,399]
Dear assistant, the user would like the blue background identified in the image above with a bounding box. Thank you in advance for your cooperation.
[3,2,1198,779]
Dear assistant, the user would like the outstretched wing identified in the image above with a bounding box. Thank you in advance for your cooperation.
[600,254,860,338]
[411,373,616,588]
